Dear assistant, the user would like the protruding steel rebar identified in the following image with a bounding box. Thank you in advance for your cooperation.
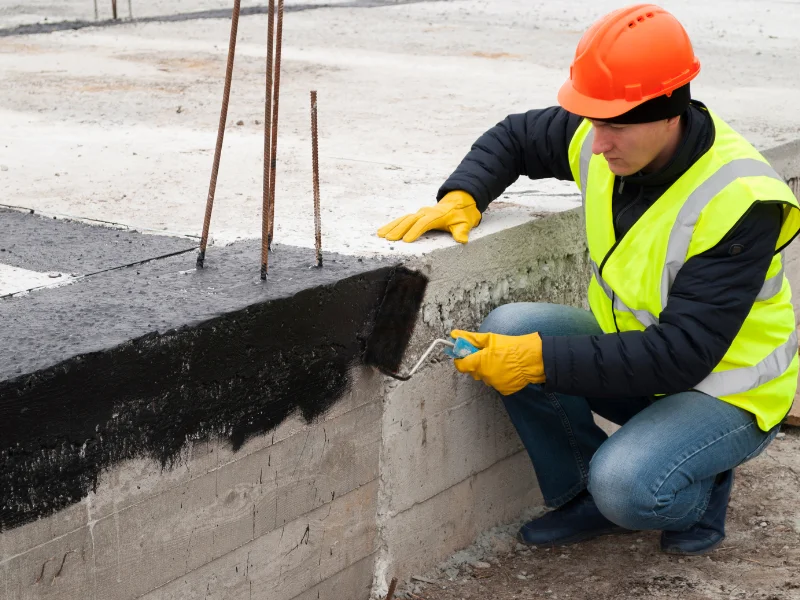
[197,0,242,270]
[111,0,117,20]
[93,0,99,20]
[266,0,285,248]
[386,578,399,600]
[310,90,322,268]
[127,0,133,19]
[260,0,276,281]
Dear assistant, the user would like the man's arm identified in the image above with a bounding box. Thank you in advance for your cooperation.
[541,203,783,398]
[437,107,584,212]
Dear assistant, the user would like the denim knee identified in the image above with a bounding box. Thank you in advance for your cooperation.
[588,445,656,530]
[478,303,602,338]
[478,304,530,336]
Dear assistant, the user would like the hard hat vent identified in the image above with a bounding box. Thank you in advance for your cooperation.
[629,12,654,28]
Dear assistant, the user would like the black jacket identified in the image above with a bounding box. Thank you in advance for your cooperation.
[438,102,783,398]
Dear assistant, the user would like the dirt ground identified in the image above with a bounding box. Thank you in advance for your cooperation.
[401,426,800,600]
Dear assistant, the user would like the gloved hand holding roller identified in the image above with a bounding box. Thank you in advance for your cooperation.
[450,330,545,395]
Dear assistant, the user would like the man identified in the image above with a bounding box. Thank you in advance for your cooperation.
[378,4,800,555]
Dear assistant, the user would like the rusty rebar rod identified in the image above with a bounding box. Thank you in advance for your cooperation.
[311,90,322,268]
[266,0,285,249]
[93,0,99,20]
[386,577,399,600]
[197,0,242,269]
[127,0,133,19]
[111,0,117,19]
[260,0,276,280]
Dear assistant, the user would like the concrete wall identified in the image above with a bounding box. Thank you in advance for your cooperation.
[0,210,590,600]
[763,140,800,424]
[1,370,383,600]
[375,209,590,586]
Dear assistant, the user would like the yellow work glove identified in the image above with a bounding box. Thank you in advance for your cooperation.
[377,190,481,244]
[450,329,545,396]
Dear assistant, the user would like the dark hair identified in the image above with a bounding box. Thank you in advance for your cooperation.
[602,83,691,124]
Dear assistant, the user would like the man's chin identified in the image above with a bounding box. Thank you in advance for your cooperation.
[606,160,636,176]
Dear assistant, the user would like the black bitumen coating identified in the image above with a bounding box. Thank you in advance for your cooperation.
[0,208,195,275]
[0,1,446,38]
[0,228,427,531]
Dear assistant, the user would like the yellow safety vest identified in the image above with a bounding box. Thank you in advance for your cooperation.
[567,110,800,431]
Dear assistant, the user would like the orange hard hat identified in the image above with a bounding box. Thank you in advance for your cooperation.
[558,4,700,119]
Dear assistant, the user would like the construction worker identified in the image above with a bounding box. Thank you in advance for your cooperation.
[378,4,800,555]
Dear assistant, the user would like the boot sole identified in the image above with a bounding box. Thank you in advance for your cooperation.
[660,534,725,556]
[517,526,634,548]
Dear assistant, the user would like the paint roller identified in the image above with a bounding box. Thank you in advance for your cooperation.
[362,266,479,381]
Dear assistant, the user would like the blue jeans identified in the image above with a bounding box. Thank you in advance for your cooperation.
[480,303,779,532]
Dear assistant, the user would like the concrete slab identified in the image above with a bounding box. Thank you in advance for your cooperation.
[1,0,799,261]
[381,362,524,516]
[1,524,96,600]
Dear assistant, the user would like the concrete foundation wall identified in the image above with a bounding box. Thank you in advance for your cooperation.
[0,210,590,600]
[1,371,383,600]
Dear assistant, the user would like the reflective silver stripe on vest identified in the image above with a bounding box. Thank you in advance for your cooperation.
[579,129,594,207]
[661,159,784,307]
[592,261,659,328]
[756,254,785,301]
[695,329,799,398]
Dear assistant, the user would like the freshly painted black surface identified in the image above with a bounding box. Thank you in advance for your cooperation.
[0,234,426,531]
[363,266,429,373]
[0,207,194,275]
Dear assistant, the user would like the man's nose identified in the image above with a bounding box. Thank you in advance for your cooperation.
[592,131,614,155]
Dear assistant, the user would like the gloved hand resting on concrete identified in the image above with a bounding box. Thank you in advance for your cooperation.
[450,329,545,395]
[377,190,481,244]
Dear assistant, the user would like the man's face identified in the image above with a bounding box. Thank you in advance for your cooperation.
[588,118,677,176]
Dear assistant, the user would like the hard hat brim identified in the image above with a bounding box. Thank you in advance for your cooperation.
[557,78,649,120]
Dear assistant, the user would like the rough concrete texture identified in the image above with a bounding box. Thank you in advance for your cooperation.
[0,235,380,380]
[760,142,800,425]
[0,226,424,535]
